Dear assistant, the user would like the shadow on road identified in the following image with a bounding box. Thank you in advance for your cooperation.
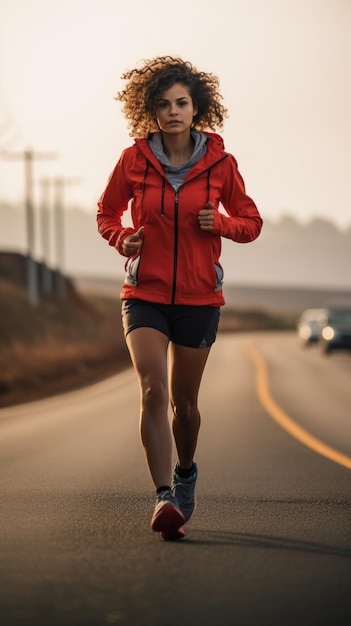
[183,530,351,558]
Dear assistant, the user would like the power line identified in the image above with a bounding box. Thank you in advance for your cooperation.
[0,120,20,149]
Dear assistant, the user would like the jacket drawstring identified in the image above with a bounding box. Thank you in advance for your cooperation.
[141,160,166,216]
[207,167,212,204]
[140,160,149,194]
[161,178,165,216]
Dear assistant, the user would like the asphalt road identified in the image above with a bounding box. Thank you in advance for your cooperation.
[1,331,350,626]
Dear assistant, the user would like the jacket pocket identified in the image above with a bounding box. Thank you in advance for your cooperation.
[125,254,141,286]
[214,262,224,292]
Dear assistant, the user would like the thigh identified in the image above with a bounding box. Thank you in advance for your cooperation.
[126,326,170,388]
[169,343,211,408]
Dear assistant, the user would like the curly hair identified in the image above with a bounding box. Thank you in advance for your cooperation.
[116,56,228,138]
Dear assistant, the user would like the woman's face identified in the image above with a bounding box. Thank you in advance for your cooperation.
[154,82,197,135]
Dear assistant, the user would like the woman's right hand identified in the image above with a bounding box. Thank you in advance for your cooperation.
[122,226,144,256]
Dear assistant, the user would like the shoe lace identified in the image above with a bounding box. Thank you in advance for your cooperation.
[157,488,174,503]
[173,475,196,503]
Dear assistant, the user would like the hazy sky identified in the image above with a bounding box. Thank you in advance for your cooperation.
[0,0,350,229]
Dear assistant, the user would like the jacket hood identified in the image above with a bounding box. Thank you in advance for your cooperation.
[148,129,207,170]
[202,131,226,152]
[134,130,227,176]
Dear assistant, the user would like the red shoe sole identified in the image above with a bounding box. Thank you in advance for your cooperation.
[151,502,185,540]
[160,526,185,541]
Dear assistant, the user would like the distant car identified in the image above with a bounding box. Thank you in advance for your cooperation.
[318,306,351,354]
[297,308,324,347]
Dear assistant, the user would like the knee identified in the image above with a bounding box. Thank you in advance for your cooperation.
[170,397,197,421]
[141,377,168,411]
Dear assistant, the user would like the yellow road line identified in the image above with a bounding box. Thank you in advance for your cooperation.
[246,342,351,471]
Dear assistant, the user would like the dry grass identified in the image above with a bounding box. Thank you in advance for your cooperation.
[0,278,130,407]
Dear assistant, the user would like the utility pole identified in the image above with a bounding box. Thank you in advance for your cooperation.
[53,177,81,301]
[24,150,38,307]
[0,148,56,308]
[39,177,53,295]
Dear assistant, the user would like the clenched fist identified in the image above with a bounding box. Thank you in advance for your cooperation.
[122,226,144,256]
[198,202,214,231]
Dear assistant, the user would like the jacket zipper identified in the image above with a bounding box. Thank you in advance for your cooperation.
[171,191,179,304]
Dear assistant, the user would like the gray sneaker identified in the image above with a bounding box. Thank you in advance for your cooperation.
[172,462,198,522]
[151,488,185,540]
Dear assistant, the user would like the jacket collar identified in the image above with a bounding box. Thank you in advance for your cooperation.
[134,131,227,180]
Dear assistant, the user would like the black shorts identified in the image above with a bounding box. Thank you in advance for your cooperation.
[121,299,220,348]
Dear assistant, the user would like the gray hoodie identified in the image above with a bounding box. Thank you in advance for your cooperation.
[148,129,208,191]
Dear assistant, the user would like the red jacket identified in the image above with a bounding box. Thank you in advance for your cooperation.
[97,132,262,305]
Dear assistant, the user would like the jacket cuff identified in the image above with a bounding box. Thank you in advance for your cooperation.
[212,211,229,237]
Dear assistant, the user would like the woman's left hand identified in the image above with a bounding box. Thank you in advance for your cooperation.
[198,202,214,231]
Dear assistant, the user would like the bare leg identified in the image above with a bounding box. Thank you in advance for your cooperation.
[125,327,172,489]
[169,343,211,469]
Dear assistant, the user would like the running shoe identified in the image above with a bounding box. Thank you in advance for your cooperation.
[172,462,198,522]
[151,488,185,540]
